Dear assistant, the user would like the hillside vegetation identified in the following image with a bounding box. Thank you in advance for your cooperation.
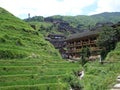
[0,7,82,90]
[25,12,120,36]
[81,41,120,90]
[0,7,61,60]
[0,7,120,90]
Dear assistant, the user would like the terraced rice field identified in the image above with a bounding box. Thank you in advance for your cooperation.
[0,59,82,90]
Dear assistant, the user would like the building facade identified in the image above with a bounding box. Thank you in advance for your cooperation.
[65,30,102,58]
[45,22,118,59]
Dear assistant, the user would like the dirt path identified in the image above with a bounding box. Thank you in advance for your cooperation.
[111,75,120,90]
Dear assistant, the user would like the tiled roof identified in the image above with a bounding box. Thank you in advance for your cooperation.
[66,29,101,41]
[48,34,65,37]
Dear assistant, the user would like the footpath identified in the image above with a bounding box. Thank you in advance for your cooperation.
[111,75,120,90]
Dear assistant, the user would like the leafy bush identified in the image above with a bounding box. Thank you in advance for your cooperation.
[0,50,28,59]
[106,42,120,61]
[64,74,83,90]
[82,61,120,90]
[16,38,25,46]
[0,37,6,43]
[3,34,10,39]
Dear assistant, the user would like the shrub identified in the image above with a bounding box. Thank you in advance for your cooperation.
[3,34,10,39]
[0,37,6,43]
[0,49,28,59]
[64,74,83,90]
[16,38,25,46]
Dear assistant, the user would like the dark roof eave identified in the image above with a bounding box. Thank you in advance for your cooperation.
[66,31,100,41]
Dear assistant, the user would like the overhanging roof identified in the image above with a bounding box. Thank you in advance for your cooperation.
[66,30,101,41]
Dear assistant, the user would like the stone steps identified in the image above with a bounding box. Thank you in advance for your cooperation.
[113,84,120,89]
[117,76,120,83]
[117,79,120,83]
[111,76,120,90]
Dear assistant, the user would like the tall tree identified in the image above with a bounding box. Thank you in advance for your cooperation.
[97,26,118,59]
[81,46,90,66]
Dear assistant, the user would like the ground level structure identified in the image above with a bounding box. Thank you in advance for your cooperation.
[46,22,120,59]
[65,30,102,59]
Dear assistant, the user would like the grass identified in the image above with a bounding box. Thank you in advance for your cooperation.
[0,7,83,90]
[1,7,120,90]
[81,61,120,90]
[106,43,120,61]
[28,21,64,36]
[0,83,69,90]
[0,60,81,89]
[81,42,120,90]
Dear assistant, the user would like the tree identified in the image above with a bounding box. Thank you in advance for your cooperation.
[114,26,120,41]
[97,26,118,59]
[81,46,90,66]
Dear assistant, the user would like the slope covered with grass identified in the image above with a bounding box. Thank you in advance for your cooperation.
[106,42,120,61]
[0,7,61,60]
[81,42,120,90]
[0,7,82,90]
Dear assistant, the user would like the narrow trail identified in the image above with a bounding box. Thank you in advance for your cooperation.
[111,75,120,90]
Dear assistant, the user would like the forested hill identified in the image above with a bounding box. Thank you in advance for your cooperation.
[24,12,120,36]
[91,12,120,23]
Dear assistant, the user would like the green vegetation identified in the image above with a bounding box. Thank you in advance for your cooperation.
[81,40,120,90]
[25,12,120,36]
[80,23,120,90]
[79,47,90,66]
[0,7,120,90]
[0,7,82,90]
[91,12,120,23]
[0,7,61,60]
[28,21,62,36]
[106,42,120,61]
[97,23,120,59]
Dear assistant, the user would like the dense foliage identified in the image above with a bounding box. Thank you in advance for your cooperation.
[24,12,120,36]
[97,23,120,59]
[81,40,120,90]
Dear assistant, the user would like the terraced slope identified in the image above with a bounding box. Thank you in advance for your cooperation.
[0,7,82,90]
[0,59,82,90]
[0,7,61,60]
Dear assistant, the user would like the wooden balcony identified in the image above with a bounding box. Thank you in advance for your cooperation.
[90,47,102,51]
[67,41,96,47]
[66,49,81,53]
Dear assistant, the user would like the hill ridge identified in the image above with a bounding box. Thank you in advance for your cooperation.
[24,12,120,36]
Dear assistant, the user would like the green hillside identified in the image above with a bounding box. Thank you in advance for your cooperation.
[50,12,120,27]
[81,41,120,90]
[91,12,120,23]
[0,7,61,60]
[1,7,120,90]
[0,7,82,90]
[25,12,120,36]
[80,23,120,90]
[25,15,93,36]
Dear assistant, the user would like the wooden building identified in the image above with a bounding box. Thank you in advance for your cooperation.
[45,34,66,57]
[45,22,117,59]
[65,30,102,58]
